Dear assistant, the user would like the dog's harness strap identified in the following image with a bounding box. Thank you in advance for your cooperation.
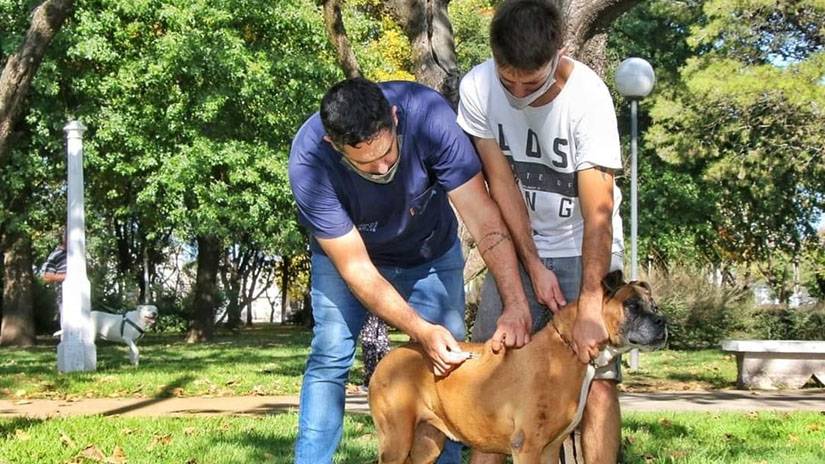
[558,364,596,443]
[121,315,146,341]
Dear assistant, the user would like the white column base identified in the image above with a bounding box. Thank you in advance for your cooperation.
[57,340,97,373]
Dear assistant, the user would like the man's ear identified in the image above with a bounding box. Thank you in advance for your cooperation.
[602,270,625,297]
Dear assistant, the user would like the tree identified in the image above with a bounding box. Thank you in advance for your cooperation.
[645,0,825,299]
[3,0,340,341]
[0,0,73,165]
[323,0,643,106]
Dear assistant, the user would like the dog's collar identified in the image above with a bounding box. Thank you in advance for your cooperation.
[121,314,146,340]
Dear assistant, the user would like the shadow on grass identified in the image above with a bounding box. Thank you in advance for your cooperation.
[101,374,195,416]
[0,417,43,439]
[203,414,379,464]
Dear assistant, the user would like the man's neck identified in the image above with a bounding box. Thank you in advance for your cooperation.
[528,56,573,108]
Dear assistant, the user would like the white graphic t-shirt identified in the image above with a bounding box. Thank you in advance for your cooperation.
[457,58,624,258]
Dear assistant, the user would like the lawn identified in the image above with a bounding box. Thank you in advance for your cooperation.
[1,411,823,463]
[0,325,744,400]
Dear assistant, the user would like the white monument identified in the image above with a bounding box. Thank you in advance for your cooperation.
[57,120,97,373]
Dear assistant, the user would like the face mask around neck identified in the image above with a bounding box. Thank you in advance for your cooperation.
[338,133,403,185]
[499,52,562,110]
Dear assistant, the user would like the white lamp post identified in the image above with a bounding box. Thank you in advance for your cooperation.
[615,58,655,370]
[57,120,97,373]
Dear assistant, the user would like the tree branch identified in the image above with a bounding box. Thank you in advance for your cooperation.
[322,0,361,79]
[0,0,74,165]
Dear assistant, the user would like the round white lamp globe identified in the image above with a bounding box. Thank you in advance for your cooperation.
[615,57,655,98]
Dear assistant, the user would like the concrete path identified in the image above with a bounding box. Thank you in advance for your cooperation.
[1,389,823,418]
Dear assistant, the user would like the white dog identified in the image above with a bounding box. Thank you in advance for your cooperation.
[55,304,158,366]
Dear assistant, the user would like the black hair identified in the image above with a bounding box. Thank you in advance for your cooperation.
[490,0,565,71]
[320,77,393,147]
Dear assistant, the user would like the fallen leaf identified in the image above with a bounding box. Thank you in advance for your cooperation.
[106,445,126,464]
[14,429,30,441]
[183,427,196,436]
[148,434,172,450]
[171,388,185,397]
[81,445,106,461]
[789,434,800,443]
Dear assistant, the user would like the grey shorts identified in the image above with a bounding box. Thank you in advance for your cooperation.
[471,254,623,381]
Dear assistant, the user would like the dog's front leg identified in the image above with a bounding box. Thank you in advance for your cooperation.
[126,341,139,367]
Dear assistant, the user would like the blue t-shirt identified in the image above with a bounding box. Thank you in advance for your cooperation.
[289,81,481,267]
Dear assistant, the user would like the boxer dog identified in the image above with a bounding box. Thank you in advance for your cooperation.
[369,270,667,464]
[55,304,158,366]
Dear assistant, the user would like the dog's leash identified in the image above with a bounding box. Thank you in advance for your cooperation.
[550,323,621,445]
[121,315,146,341]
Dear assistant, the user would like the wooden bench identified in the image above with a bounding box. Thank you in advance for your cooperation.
[721,340,825,390]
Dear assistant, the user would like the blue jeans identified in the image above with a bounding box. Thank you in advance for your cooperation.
[294,239,466,464]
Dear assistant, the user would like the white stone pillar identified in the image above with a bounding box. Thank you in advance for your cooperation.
[57,120,97,373]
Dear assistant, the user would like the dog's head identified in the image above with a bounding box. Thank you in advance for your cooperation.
[137,304,159,327]
[601,270,667,353]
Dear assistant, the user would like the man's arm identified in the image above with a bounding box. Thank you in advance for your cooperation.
[571,166,614,363]
[473,137,566,313]
[448,172,533,351]
[316,229,468,375]
[42,272,65,284]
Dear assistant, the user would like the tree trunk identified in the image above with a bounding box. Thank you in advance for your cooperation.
[280,256,290,324]
[0,231,35,346]
[186,234,221,342]
[562,0,640,75]
[387,0,460,106]
[322,0,361,79]
[0,0,74,164]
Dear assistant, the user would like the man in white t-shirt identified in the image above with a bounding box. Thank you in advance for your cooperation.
[457,1,624,463]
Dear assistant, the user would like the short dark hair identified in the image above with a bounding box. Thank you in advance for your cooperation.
[490,0,565,71]
[320,77,393,147]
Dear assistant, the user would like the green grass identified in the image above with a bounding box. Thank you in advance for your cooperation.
[0,324,761,400]
[620,349,740,391]
[0,326,314,399]
[1,412,823,463]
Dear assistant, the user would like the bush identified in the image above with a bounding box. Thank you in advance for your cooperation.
[745,303,825,340]
[648,268,752,349]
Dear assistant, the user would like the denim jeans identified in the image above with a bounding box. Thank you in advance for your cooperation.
[294,239,466,464]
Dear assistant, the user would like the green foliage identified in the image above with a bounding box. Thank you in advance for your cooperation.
[3,0,339,309]
[745,304,825,340]
[449,0,494,72]
[610,0,825,297]
[607,1,714,268]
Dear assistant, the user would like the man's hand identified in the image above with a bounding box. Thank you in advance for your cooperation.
[417,323,470,376]
[528,264,566,313]
[571,293,608,364]
[490,306,531,353]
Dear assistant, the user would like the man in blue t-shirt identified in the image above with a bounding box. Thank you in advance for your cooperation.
[289,77,533,464]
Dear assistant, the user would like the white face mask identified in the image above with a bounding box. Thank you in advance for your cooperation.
[498,53,562,110]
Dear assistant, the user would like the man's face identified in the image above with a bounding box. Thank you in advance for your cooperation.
[338,125,399,176]
[497,62,555,98]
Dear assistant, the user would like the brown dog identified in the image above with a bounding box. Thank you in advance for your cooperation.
[368,270,667,463]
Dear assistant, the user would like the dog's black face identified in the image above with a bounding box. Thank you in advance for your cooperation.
[621,285,667,350]
[603,270,667,351]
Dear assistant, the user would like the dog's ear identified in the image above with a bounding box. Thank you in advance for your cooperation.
[602,270,625,297]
